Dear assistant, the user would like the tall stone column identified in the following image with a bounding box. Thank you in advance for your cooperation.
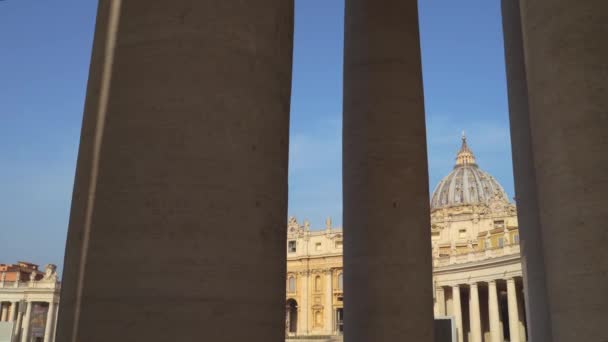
[15,303,23,340]
[517,289,527,342]
[55,2,294,342]
[452,286,464,342]
[21,301,32,342]
[501,1,552,341]
[507,279,520,342]
[0,302,7,321]
[509,0,608,340]
[343,0,433,341]
[52,303,59,342]
[44,302,56,342]
[324,270,334,334]
[487,281,502,342]
[469,283,482,342]
[11,301,18,322]
[436,287,446,316]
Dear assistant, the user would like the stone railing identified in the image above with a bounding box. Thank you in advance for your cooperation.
[433,242,520,267]
[0,280,60,289]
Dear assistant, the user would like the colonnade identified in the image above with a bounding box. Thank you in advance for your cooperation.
[437,278,527,342]
[0,300,58,342]
[55,0,607,341]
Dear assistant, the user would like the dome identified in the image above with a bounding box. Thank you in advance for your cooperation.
[430,134,508,210]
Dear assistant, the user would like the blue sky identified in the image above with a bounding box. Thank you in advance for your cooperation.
[0,0,514,270]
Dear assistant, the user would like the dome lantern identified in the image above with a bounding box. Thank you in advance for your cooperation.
[455,131,477,167]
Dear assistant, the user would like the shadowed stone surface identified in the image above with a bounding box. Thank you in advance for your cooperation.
[343,1,434,341]
[515,0,608,340]
[501,1,553,341]
[56,1,294,341]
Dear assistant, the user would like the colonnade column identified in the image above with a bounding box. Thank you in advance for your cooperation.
[55,2,294,342]
[503,0,608,340]
[21,301,32,342]
[501,1,552,341]
[452,286,464,342]
[324,270,334,334]
[487,281,502,342]
[343,0,433,341]
[517,290,527,342]
[15,302,24,340]
[44,301,56,342]
[507,279,520,342]
[11,301,18,322]
[0,302,7,321]
[469,283,482,342]
[436,287,446,316]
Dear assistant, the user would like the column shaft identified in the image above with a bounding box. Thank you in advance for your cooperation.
[507,279,520,342]
[44,302,56,342]
[0,303,7,321]
[324,271,333,334]
[452,286,464,342]
[436,287,446,316]
[517,290,527,341]
[11,301,18,322]
[501,1,552,341]
[469,284,482,342]
[15,307,23,341]
[21,301,32,342]
[343,0,433,341]
[55,2,294,342]
[488,281,502,342]
[514,0,608,340]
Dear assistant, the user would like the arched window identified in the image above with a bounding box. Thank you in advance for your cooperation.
[288,276,296,293]
[315,275,321,292]
[338,273,343,291]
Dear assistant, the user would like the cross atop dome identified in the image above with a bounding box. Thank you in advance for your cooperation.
[455,131,477,167]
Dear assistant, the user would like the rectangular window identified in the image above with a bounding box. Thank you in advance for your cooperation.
[288,277,296,293]
[335,241,343,249]
[459,229,467,238]
[514,234,520,243]
[288,241,296,253]
[315,242,322,251]
[494,220,505,229]
[498,237,504,248]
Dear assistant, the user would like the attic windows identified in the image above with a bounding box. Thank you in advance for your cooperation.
[288,240,296,253]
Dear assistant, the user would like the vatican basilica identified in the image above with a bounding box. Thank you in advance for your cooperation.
[286,136,527,342]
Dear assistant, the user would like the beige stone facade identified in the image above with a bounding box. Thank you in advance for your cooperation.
[286,136,528,342]
[0,262,61,342]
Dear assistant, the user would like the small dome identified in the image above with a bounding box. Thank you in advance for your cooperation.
[430,134,508,210]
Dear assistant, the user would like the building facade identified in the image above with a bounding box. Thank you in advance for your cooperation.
[0,262,60,342]
[286,136,527,342]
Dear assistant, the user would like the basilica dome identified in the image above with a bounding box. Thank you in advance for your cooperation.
[430,134,508,210]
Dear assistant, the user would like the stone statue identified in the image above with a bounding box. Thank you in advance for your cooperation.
[303,219,310,231]
[325,217,332,230]
[43,264,58,281]
[29,271,37,282]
